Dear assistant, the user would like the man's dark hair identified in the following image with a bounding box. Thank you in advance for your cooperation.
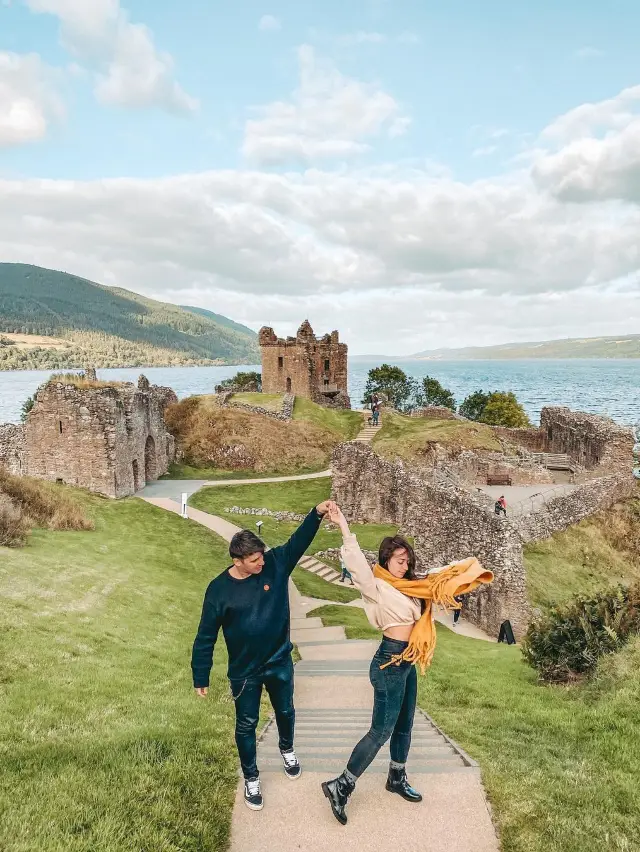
[378,535,417,579]
[229,530,266,560]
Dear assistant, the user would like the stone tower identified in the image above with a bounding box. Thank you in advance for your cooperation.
[259,320,350,409]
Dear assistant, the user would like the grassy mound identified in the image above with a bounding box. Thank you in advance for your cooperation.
[292,397,362,441]
[524,490,640,607]
[372,412,501,462]
[0,471,94,547]
[165,396,339,476]
[0,494,238,851]
[229,392,283,411]
[310,604,640,852]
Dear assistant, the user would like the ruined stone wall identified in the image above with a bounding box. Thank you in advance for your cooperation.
[0,423,26,475]
[474,454,555,486]
[331,442,531,639]
[259,321,350,408]
[24,376,177,498]
[410,407,465,421]
[513,473,635,542]
[217,392,295,422]
[491,426,546,452]
[540,407,634,473]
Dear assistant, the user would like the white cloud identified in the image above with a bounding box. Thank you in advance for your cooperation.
[573,46,604,60]
[23,0,197,113]
[0,52,63,147]
[532,85,640,203]
[259,14,281,31]
[3,83,640,352]
[242,45,410,165]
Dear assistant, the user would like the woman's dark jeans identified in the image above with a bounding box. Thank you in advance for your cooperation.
[346,637,417,778]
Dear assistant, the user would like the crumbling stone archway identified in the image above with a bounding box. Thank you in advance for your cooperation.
[144,435,157,483]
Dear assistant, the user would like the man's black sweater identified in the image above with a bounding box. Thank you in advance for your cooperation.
[191,508,323,687]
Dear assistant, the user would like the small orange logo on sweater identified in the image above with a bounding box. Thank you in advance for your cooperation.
[264,584,270,591]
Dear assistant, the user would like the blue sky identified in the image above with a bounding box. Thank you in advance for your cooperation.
[1,0,640,354]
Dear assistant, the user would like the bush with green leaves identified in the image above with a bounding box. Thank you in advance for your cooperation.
[459,389,531,427]
[416,376,456,410]
[522,582,640,682]
[219,371,262,391]
[362,364,418,412]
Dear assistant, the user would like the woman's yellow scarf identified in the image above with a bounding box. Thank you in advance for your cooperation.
[373,557,493,675]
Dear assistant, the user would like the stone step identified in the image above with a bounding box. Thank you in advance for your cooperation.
[290,617,324,630]
[290,626,346,643]
[257,759,469,774]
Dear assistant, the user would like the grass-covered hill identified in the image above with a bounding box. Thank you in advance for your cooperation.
[0,263,259,370]
[164,393,363,478]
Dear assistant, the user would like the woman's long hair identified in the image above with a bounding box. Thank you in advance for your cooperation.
[378,536,417,579]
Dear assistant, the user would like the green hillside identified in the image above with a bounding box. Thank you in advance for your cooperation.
[179,305,257,338]
[0,264,260,370]
[411,334,640,360]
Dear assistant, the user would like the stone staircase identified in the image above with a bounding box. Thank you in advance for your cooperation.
[297,553,345,586]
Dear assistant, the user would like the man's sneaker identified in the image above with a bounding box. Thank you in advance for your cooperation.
[281,749,302,779]
[244,777,263,811]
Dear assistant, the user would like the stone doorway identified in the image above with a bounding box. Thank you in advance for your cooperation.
[286,377,292,393]
[144,435,157,483]
[132,459,140,492]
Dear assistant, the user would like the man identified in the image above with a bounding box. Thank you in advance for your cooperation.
[191,499,334,812]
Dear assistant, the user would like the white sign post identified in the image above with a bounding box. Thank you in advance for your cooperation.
[181,492,188,519]
[256,521,263,535]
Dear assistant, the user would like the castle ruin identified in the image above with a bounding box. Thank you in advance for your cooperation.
[0,374,177,498]
[259,320,350,409]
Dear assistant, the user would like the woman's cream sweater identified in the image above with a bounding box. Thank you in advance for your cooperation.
[340,532,423,631]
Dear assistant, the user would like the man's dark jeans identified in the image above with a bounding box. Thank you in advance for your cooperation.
[230,657,295,779]
[347,638,417,778]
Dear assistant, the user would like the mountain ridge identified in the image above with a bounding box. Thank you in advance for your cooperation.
[0,263,260,370]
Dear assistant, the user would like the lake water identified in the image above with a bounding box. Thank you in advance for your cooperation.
[1,360,639,427]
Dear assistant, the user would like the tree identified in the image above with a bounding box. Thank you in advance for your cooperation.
[362,364,417,412]
[416,376,456,410]
[458,390,489,421]
[479,391,531,428]
[219,371,262,391]
[20,394,36,422]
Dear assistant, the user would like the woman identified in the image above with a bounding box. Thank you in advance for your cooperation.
[321,504,492,825]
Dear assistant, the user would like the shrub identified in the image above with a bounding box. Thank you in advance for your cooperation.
[416,376,456,410]
[0,470,95,532]
[459,389,531,427]
[522,582,640,682]
[0,494,29,547]
[218,371,262,391]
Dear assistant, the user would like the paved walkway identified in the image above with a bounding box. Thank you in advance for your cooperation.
[141,496,499,851]
[477,484,576,516]
[140,470,331,502]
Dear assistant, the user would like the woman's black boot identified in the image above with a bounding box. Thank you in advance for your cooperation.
[321,772,355,825]
[385,766,423,802]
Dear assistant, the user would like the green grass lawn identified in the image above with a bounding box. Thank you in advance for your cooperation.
[0,494,240,852]
[229,392,283,411]
[372,411,502,461]
[309,604,640,852]
[308,604,378,638]
[291,569,361,603]
[523,492,640,607]
[189,479,398,555]
[292,397,362,440]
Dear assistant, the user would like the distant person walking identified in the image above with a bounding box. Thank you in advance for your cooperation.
[339,557,354,585]
[371,394,381,426]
